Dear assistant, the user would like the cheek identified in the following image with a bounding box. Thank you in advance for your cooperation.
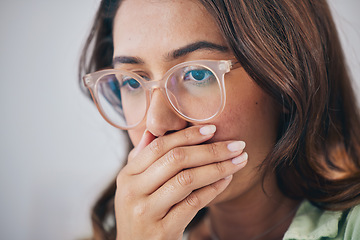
[211,75,280,160]
[128,127,146,147]
[207,77,280,203]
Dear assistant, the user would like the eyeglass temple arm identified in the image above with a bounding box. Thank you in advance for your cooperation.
[230,59,242,70]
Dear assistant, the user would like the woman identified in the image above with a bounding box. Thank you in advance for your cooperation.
[79,0,360,239]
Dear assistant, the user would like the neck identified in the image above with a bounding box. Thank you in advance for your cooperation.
[207,174,300,240]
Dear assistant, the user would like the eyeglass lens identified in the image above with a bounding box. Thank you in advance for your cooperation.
[95,64,223,128]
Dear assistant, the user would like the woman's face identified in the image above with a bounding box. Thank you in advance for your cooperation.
[113,0,280,204]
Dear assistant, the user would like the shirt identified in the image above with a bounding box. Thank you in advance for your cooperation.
[284,200,360,240]
[183,201,360,240]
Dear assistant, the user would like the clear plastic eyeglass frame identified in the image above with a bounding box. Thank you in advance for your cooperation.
[83,59,240,130]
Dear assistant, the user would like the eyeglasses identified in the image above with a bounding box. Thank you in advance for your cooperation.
[83,59,239,130]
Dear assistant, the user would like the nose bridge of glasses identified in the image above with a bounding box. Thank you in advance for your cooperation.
[142,78,166,90]
[144,76,179,117]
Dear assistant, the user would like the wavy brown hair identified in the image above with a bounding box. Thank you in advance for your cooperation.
[79,0,360,239]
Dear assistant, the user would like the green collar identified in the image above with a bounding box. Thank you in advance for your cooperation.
[283,201,345,240]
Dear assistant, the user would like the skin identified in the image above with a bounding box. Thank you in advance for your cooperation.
[113,0,300,239]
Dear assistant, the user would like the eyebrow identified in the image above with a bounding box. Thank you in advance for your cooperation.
[113,41,229,66]
[169,41,229,60]
[113,56,145,66]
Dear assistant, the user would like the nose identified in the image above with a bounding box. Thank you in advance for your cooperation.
[145,89,187,137]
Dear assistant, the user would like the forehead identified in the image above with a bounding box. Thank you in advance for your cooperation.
[113,0,226,57]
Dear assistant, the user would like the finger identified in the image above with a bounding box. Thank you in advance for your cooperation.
[128,130,156,160]
[124,125,217,175]
[148,153,248,217]
[162,176,233,233]
[140,141,246,194]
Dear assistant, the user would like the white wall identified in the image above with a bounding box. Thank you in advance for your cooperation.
[0,1,359,240]
[329,0,360,92]
[0,1,125,240]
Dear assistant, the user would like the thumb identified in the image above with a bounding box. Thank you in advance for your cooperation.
[129,130,156,159]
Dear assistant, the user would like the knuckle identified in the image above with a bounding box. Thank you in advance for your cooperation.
[185,193,201,208]
[209,181,223,193]
[166,147,185,165]
[119,185,136,203]
[183,127,194,141]
[207,142,219,157]
[133,201,148,218]
[176,169,194,187]
[116,173,136,203]
[214,162,226,175]
[149,138,163,155]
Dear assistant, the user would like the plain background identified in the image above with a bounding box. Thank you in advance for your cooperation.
[0,1,359,240]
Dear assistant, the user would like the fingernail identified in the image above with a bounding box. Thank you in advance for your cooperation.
[232,152,248,165]
[133,130,155,156]
[224,175,233,180]
[199,125,216,135]
[138,130,150,146]
[227,141,246,152]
